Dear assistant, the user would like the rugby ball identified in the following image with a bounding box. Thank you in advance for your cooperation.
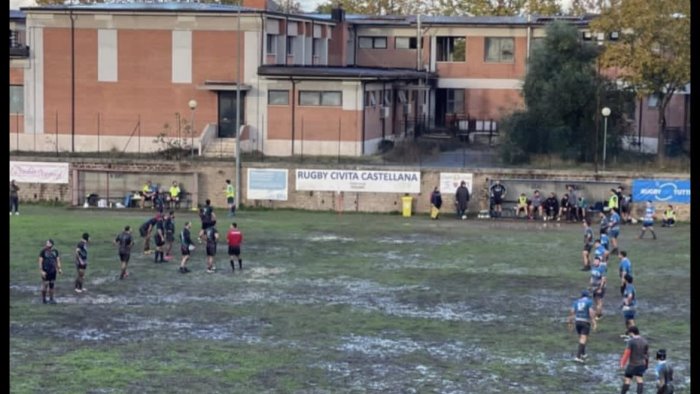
[188,245,196,251]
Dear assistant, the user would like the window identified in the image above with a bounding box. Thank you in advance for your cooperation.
[485,37,514,63]
[268,90,289,105]
[266,34,277,55]
[313,38,322,56]
[287,36,294,56]
[436,37,466,62]
[299,91,342,106]
[395,37,418,49]
[398,90,407,103]
[364,91,377,107]
[10,85,23,114]
[648,94,659,108]
[358,36,387,49]
[446,89,464,114]
[384,90,392,106]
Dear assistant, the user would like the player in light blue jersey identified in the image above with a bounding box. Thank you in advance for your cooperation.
[567,289,597,363]
[620,274,637,337]
[599,210,609,236]
[600,232,610,259]
[589,256,607,320]
[592,239,609,268]
[618,251,633,296]
[638,200,657,240]
[608,209,621,254]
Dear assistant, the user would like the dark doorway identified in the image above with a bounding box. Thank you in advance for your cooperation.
[218,91,246,138]
[435,89,448,127]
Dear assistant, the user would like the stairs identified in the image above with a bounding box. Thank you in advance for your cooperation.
[202,138,238,158]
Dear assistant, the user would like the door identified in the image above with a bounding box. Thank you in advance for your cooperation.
[218,91,246,138]
[435,89,448,127]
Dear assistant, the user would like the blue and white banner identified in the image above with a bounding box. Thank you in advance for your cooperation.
[632,179,690,204]
[247,168,288,200]
[295,169,421,193]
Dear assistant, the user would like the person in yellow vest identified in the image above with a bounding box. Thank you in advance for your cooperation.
[516,192,529,218]
[225,179,236,217]
[661,204,676,227]
[608,188,619,214]
[140,180,155,209]
[168,181,181,209]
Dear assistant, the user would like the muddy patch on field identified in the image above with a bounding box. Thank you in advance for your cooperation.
[308,234,354,242]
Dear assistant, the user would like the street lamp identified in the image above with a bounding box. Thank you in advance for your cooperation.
[188,99,197,158]
[601,107,611,170]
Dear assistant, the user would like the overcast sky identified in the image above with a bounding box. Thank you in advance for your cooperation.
[11,0,574,14]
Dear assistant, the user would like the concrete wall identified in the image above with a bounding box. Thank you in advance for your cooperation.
[9,155,690,221]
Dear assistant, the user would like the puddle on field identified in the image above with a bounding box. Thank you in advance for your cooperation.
[308,235,354,242]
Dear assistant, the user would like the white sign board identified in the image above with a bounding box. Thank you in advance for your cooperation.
[247,168,289,201]
[439,172,473,195]
[296,169,421,193]
[10,161,70,184]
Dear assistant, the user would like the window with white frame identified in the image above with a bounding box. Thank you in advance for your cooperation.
[446,89,464,114]
[266,34,277,55]
[358,36,387,49]
[395,37,418,49]
[436,37,466,62]
[299,91,343,106]
[485,37,514,63]
[268,90,289,105]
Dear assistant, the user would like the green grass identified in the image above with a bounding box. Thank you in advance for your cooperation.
[10,206,690,393]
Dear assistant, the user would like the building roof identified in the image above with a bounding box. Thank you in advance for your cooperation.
[10,9,26,20]
[305,13,591,27]
[258,65,435,80]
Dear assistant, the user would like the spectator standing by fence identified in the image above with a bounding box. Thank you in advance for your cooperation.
[455,181,470,220]
[430,187,442,220]
[490,180,506,218]
[10,179,20,215]
[226,179,236,217]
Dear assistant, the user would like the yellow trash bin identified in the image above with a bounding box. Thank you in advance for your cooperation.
[401,196,413,217]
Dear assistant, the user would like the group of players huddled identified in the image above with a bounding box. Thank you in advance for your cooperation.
[567,191,675,393]
[37,197,245,304]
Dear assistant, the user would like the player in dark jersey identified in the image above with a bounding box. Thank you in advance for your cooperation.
[489,180,506,219]
[38,239,62,304]
[620,274,637,337]
[589,256,607,320]
[204,225,219,273]
[619,326,649,394]
[164,211,176,260]
[581,219,594,271]
[567,289,597,363]
[179,221,194,274]
[227,222,243,272]
[153,214,166,263]
[599,210,610,236]
[198,199,217,242]
[655,349,674,394]
[139,215,159,254]
[74,233,90,293]
[114,226,134,280]
[618,251,633,296]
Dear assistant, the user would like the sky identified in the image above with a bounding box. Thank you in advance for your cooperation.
[11,0,575,14]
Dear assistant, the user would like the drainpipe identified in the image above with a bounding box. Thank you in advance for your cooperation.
[291,78,296,155]
[526,14,532,66]
[638,97,643,152]
[381,82,386,140]
[416,14,421,71]
[352,23,357,66]
[361,81,366,154]
[70,10,76,153]
[284,15,289,66]
[311,19,315,64]
[259,13,265,65]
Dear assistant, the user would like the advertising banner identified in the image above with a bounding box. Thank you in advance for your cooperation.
[295,169,421,193]
[439,173,473,195]
[247,168,288,200]
[632,179,690,204]
[10,161,69,184]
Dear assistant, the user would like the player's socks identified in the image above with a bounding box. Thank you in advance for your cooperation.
[621,383,630,394]
[42,291,47,304]
[577,343,585,358]
[238,259,242,269]
[636,383,643,394]
[230,260,235,271]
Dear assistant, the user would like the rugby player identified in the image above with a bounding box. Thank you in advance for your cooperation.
[227,222,243,272]
[38,239,62,304]
[74,233,90,293]
[114,226,134,280]
[179,221,194,274]
[619,326,649,394]
[567,289,597,363]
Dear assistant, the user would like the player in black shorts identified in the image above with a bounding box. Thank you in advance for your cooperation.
[489,180,506,218]
[38,239,62,304]
[74,233,90,293]
[164,210,175,260]
[153,214,166,263]
[198,199,217,242]
[139,215,158,255]
[115,226,134,279]
[204,225,219,273]
[179,221,194,274]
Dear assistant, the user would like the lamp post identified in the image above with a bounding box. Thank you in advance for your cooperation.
[601,106,611,171]
[188,99,197,158]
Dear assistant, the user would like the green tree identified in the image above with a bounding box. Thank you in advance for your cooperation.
[590,0,690,165]
[315,0,428,15]
[501,21,629,164]
[432,0,561,17]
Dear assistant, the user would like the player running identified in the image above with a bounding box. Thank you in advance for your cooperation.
[226,222,243,272]
[179,221,194,274]
[608,208,622,255]
[638,200,657,240]
[567,289,597,363]
[589,256,607,320]
[38,239,63,304]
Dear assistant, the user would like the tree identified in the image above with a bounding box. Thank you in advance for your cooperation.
[500,21,630,164]
[431,0,561,17]
[589,0,690,165]
[314,0,429,15]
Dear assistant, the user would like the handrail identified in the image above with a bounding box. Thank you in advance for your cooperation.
[197,123,217,156]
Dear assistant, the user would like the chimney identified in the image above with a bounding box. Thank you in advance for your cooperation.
[331,6,345,22]
[242,0,268,10]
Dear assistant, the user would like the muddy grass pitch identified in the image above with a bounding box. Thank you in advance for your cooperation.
[10,206,690,393]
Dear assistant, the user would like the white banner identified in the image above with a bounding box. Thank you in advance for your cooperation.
[247,168,289,201]
[439,172,473,195]
[296,169,421,193]
[10,161,70,184]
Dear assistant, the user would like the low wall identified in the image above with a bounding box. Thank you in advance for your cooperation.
[9,155,691,221]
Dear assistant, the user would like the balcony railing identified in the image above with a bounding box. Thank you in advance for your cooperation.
[10,45,29,58]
